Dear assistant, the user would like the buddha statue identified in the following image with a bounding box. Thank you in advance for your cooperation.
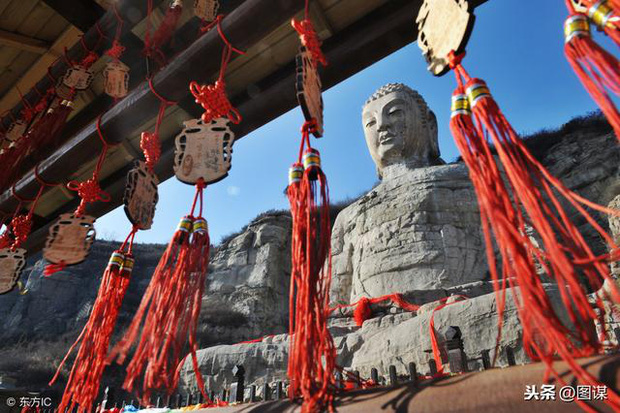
[330,83,489,305]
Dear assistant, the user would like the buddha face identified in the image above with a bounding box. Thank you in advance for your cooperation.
[362,87,439,178]
[363,92,415,169]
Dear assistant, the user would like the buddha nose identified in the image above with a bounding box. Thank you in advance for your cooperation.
[377,113,390,131]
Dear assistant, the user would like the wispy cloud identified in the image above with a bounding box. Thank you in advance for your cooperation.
[227,185,241,196]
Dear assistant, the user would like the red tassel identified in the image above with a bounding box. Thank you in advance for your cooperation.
[287,122,336,413]
[144,1,183,64]
[564,11,620,140]
[49,243,135,413]
[108,183,210,406]
[44,261,67,277]
[448,52,620,410]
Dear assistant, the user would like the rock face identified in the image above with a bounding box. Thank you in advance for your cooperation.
[197,213,292,346]
[541,131,620,255]
[331,163,487,305]
[0,242,164,342]
[179,286,567,393]
[0,213,292,348]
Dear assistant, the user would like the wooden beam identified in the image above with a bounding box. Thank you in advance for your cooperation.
[0,29,51,54]
[42,0,106,32]
[0,0,163,133]
[3,0,490,252]
[0,26,82,114]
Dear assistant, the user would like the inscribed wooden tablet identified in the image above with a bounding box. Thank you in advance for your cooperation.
[63,65,94,90]
[43,214,96,265]
[0,248,26,294]
[124,161,159,230]
[416,0,475,76]
[295,46,324,137]
[194,0,219,21]
[6,120,26,142]
[174,118,234,185]
[104,60,130,99]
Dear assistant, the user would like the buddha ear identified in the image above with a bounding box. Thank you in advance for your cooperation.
[427,109,440,160]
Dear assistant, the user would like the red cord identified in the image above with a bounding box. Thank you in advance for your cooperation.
[191,15,245,124]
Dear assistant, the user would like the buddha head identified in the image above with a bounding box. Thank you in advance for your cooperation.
[362,83,440,178]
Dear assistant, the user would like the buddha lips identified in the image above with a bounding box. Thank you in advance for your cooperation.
[108,185,210,406]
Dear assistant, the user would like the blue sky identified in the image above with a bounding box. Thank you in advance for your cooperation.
[96,0,610,244]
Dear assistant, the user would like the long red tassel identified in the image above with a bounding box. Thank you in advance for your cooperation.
[287,121,336,413]
[49,228,138,413]
[449,52,620,411]
[108,182,210,406]
[564,3,620,140]
[144,0,183,64]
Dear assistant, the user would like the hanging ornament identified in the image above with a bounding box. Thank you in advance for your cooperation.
[563,0,620,140]
[50,231,137,413]
[123,161,159,230]
[416,0,475,76]
[296,47,324,137]
[109,183,211,406]
[7,120,27,142]
[173,118,234,185]
[194,0,219,21]
[104,60,130,99]
[6,120,27,142]
[144,0,184,64]
[287,122,335,413]
[63,65,94,91]
[55,80,75,101]
[414,0,620,406]
[0,248,26,294]
[43,213,96,274]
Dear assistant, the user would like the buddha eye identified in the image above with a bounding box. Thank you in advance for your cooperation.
[365,119,376,128]
[389,107,404,116]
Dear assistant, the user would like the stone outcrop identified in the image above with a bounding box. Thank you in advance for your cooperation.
[197,213,291,346]
[330,164,487,306]
[179,285,567,393]
[0,213,292,347]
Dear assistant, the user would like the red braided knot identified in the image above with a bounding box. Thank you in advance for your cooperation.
[140,131,161,172]
[189,80,241,124]
[68,177,110,217]
[291,18,327,66]
[106,40,126,60]
[0,232,11,249]
[11,214,32,249]
[81,52,99,69]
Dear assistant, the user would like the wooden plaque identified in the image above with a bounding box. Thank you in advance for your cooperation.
[63,65,94,90]
[104,60,130,99]
[295,46,324,137]
[123,161,159,230]
[43,214,96,265]
[0,248,26,294]
[174,118,234,185]
[6,121,27,142]
[416,0,475,76]
[194,0,219,21]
